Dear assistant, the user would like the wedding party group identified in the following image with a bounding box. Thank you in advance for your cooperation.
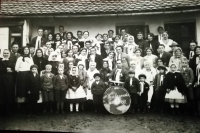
[1,25,200,116]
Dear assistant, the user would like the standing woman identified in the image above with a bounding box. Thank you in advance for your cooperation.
[159,31,173,52]
[99,61,111,87]
[144,47,158,68]
[169,47,185,71]
[47,33,55,50]
[164,63,187,115]
[103,51,116,71]
[54,33,62,49]
[66,66,87,112]
[124,36,138,56]
[113,35,123,51]
[0,49,15,113]
[131,49,145,70]
[33,49,48,74]
[63,49,74,69]
[147,33,160,56]
[15,46,34,109]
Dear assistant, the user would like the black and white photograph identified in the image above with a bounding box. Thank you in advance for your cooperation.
[1,0,200,132]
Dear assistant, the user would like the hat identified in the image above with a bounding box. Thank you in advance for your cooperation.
[93,73,101,78]
[138,74,146,79]
[169,41,178,47]
[157,65,167,71]
[128,71,135,74]
[30,64,38,70]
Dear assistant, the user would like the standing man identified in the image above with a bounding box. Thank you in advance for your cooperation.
[185,41,197,60]
[30,28,46,53]
[136,31,149,57]
[108,30,114,41]
[120,28,130,40]
[9,43,21,65]
[155,26,164,43]
[101,42,111,59]
[77,30,84,48]
[57,25,66,40]
[157,44,172,66]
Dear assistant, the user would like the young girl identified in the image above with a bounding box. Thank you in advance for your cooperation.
[164,63,187,115]
[41,64,54,113]
[53,68,68,114]
[77,48,88,69]
[15,46,34,107]
[169,47,185,71]
[103,51,115,70]
[124,36,138,56]
[77,61,88,110]
[66,66,87,112]
[64,61,74,76]
[48,51,59,75]
[27,64,41,115]
[63,49,74,69]
[91,73,106,113]
[144,47,158,68]
[45,42,54,56]
[47,33,55,50]
[87,62,100,100]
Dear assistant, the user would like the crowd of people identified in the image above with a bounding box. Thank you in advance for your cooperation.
[0,25,200,116]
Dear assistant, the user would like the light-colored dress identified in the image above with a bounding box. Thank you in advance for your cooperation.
[144,54,158,68]
[159,39,173,52]
[130,56,144,70]
[124,43,138,56]
[168,56,185,71]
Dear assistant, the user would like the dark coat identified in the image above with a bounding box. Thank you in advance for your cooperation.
[163,72,187,94]
[53,75,69,90]
[101,49,110,59]
[91,80,106,95]
[33,57,48,74]
[189,55,198,82]
[99,68,111,82]
[158,51,172,66]
[0,58,15,104]
[86,54,103,70]
[30,36,47,47]
[68,75,81,88]
[27,73,41,94]
[49,61,59,75]
[9,52,21,66]
[124,77,140,94]
[180,67,194,85]
[136,39,149,56]
[148,40,160,55]
[154,74,166,91]
[109,68,128,82]
[138,82,149,104]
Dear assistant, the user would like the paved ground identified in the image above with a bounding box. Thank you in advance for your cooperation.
[0,111,200,133]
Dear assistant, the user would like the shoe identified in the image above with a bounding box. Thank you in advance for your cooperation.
[76,109,79,112]
[70,109,73,112]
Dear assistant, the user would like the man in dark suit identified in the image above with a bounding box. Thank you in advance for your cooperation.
[136,32,149,57]
[56,25,66,40]
[169,41,178,55]
[30,28,47,52]
[109,59,128,83]
[9,43,21,65]
[157,44,172,66]
[185,41,197,61]
[101,42,111,59]
[86,46,103,70]
[154,26,164,43]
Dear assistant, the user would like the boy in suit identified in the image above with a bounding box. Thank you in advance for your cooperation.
[91,73,106,113]
[138,74,149,113]
[124,71,140,113]
[153,65,167,113]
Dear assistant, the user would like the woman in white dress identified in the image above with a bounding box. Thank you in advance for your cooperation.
[129,60,141,79]
[124,36,138,56]
[164,63,187,115]
[86,62,99,100]
[144,47,158,68]
[159,31,173,52]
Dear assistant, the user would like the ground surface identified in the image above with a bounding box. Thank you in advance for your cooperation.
[0,111,200,133]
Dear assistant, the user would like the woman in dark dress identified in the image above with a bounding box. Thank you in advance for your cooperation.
[147,33,160,56]
[0,49,15,113]
[33,49,48,74]
[99,61,111,87]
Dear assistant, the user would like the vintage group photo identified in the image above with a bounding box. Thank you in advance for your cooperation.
[1,0,200,132]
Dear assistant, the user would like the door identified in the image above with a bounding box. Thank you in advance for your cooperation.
[0,27,9,58]
[164,22,196,54]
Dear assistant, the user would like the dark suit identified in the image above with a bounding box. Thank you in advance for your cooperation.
[109,68,128,82]
[148,40,160,56]
[136,39,149,57]
[138,82,149,110]
[86,54,103,70]
[158,52,172,66]
[30,36,47,48]
[101,49,110,59]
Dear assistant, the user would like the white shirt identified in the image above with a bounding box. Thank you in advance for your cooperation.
[160,75,164,86]
[60,75,63,79]
[115,69,122,81]
[15,56,34,72]
[189,51,194,59]
[130,78,132,85]
[140,82,144,94]
[96,81,99,85]
[159,53,163,58]
[116,53,121,60]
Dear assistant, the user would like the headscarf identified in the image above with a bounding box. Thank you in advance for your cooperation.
[169,63,178,72]
[21,46,31,62]
[128,36,137,45]
[48,51,59,61]
[2,49,10,61]
[33,49,44,60]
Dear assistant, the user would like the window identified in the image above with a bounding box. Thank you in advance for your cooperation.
[10,26,23,48]
[164,21,196,54]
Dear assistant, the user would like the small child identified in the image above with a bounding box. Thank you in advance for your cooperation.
[45,42,54,56]
[40,64,54,113]
[53,68,69,114]
[48,52,59,75]
[27,64,41,115]
[180,57,195,115]
[153,65,167,113]
[137,74,149,113]
[91,73,106,113]
[124,71,140,113]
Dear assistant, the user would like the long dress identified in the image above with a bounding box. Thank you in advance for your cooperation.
[87,68,99,100]
[0,58,15,104]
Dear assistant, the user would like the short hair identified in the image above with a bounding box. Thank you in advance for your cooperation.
[83,31,89,35]
[116,59,122,63]
[95,33,102,39]
[77,30,82,34]
[144,60,151,66]
[190,40,198,45]
[134,48,142,53]
[45,64,52,69]
[89,62,96,66]
[148,33,155,38]
[59,25,64,28]
[145,47,153,53]
[128,71,135,74]
[137,31,143,35]
[38,27,43,31]
[103,33,108,37]
[115,45,123,51]
[120,28,126,32]
[108,30,114,33]
[158,44,165,48]
[30,64,38,70]
[130,60,137,65]
[157,26,164,31]
[11,42,19,47]
[85,40,92,44]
